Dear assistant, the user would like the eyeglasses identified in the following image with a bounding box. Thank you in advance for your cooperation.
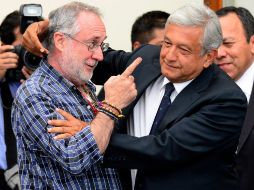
[63,33,109,52]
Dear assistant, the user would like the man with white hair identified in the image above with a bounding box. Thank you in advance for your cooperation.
[23,4,247,190]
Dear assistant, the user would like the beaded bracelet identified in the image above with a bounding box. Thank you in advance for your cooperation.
[98,108,119,121]
[101,100,122,115]
[100,105,118,116]
[100,105,124,118]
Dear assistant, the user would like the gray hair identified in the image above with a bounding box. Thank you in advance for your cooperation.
[43,1,101,51]
[166,4,222,55]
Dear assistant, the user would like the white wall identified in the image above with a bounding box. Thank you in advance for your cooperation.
[235,0,254,15]
[2,1,254,51]
[0,0,203,52]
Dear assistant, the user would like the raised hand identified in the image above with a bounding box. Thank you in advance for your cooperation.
[22,20,49,57]
[104,57,142,109]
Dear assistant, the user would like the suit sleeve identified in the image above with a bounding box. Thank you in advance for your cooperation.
[92,44,159,85]
[103,89,247,169]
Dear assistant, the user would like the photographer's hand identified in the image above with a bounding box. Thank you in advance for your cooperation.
[23,20,49,57]
[0,45,19,79]
[20,66,34,83]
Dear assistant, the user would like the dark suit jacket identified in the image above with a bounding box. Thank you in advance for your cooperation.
[1,80,17,168]
[93,45,247,190]
[236,82,254,190]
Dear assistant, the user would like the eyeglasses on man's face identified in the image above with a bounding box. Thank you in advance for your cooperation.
[63,33,109,52]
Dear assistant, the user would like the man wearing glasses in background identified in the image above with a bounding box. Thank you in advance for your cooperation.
[11,2,141,189]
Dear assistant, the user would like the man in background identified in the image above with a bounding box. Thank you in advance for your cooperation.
[215,7,254,190]
[131,10,169,50]
[0,10,31,190]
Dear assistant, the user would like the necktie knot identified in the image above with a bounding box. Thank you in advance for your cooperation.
[164,82,175,97]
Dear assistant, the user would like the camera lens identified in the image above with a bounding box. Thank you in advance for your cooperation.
[23,51,41,70]
[14,45,41,70]
[6,45,41,81]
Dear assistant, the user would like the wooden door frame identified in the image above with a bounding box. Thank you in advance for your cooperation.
[204,0,223,11]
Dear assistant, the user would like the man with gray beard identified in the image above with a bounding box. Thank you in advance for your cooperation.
[11,2,140,189]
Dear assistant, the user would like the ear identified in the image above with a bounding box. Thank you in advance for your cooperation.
[132,41,141,50]
[13,26,20,36]
[203,49,217,68]
[249,35,254,54]
[54,32,66,51]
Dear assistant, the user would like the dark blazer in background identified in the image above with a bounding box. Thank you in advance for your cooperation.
[236,82,254,190]
[93,45,247,190]
[1,81,17,168]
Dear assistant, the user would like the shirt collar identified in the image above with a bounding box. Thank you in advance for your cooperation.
[236,61,254,102]
[162,77,193,94]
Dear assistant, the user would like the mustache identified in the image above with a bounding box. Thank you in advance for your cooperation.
[83,60,98,67]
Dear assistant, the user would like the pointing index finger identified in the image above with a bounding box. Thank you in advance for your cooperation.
[121,57,142,77]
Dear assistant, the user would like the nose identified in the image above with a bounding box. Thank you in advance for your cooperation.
[216,45,227,59]
[164,46,177,61]
[92,47,104,61]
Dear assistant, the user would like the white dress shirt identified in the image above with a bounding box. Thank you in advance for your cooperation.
[236,62,254,103]
[127,75,192,137]
[127,75,192,189]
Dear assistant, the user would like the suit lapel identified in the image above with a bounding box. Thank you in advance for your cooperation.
[157,87,201,133]
[237,83,254,152]
[155,64,216,134]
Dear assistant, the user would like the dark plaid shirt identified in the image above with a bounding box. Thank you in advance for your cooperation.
[12,60,121,190]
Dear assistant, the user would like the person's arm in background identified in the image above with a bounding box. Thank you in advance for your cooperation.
[22,20,49,57]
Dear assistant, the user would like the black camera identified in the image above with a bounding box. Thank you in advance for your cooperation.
[6,45,42,80]
[6,4,43,81]
[20,4,43,34]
